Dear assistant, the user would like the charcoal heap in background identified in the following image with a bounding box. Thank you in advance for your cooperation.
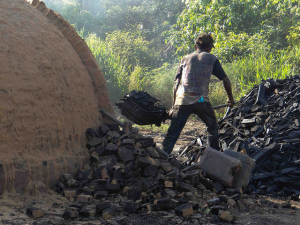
[115,90,169,126]
[218,75,300,197]
[180,75,300,197]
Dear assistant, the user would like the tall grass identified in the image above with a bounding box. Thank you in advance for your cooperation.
[85,34,130,103]
[147,63,179,109]
[85,32,300,118]
[209,45,300,116]
[223,47,298,96]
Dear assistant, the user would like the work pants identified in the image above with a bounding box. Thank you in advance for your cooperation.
[162,102,220,154]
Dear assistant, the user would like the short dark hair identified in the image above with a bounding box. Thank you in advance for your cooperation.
[196,42,213,50]
[195,33,214,50]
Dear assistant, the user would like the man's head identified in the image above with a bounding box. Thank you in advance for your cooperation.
[195,33,214,52]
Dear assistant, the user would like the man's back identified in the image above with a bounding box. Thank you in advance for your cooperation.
[175,51,217,105]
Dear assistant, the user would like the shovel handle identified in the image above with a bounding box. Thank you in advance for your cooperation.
[212,104,229,110]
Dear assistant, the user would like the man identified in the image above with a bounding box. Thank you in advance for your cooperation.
[162,33,235,154]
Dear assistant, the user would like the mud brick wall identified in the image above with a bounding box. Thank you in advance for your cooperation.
[0,0,114,195]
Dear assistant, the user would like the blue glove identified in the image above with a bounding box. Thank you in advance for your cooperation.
[198,97,204,102]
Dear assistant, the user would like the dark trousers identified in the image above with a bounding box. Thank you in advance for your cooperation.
[162,102,220,154]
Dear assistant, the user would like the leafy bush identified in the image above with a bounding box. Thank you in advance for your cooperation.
[213,32,269,63]
[104,30,160,70]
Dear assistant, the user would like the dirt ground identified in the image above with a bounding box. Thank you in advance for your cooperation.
[0,118,300,225]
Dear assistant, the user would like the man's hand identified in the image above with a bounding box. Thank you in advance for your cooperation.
[226,98,236,107]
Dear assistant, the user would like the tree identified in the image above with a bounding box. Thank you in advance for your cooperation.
[170,0,300,57]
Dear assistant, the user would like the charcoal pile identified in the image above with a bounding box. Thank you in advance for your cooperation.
[48,123,249,224]
[54,123,204,222]
[115,90,169,126]
[218,76,300,197]
[180,75,300,198]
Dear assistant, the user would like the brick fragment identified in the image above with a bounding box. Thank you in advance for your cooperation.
[106,123,120,131]
[123,201,139,214]
[63,210,79,219]
[178,182,192,192]
[168,156,183,169]
[155,190,168,199]
[175,204,193,217]
[96,179,110,184]
[94,168,103,180]
[102,206,121,221]
[147,147,160,158]
[77,194,93,203]
[55,181,65,193]
[210,206,225,215]
[122,121,133,133]
[113,168,124,179]
[188,201,199,209]
[26,207,44,218]
[161,163,173,173]
[96,202,111,214]
[69,203,83,209]
[147,184,164,195]
[81,187,95,196]
[64,189,77,198]
[141,177,158,191]
[118,146,135,164]
[93,145,105,156]
[135,138,154,147]
[86,137,102,150]
[227,198,236,207]
[99,125,110,136]
[108,130,121,139]
[155,173,165,182]
[101,167,111,180]
[111,179,127,187]
[67,179,79,188]
[213,182,224,193]
[122,139,135,145]
[127,187,142,201]
[60,174,73,185]
[144,165,158,177]
[137,156,160,168]
[94,191,108,199]
[98,155,117,168]
[142,193,155,204]
[104,143,119,155]
[79,208,96,218]
[164,181,173,188]
[134,149,147,156]
[218,211,233,222]
[124,170,141,179]
[165,188,177,197]
[105,183,121,193]
[77,169,93,180]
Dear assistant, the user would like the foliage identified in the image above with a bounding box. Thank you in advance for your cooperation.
[147,63,179,109]
[104,30,160,70]
[44,0,300,122]
[171,0,300,57]
[85,34,130,103]
[212,32,269,63]
[287,22,300,46]
[128,66,149,91]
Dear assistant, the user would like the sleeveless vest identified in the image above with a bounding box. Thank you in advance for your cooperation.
[175,51,217,105]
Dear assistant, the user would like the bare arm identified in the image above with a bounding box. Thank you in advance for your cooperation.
[222,76,235,107]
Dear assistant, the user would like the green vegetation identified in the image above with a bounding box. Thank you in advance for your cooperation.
[43,0,300,115]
